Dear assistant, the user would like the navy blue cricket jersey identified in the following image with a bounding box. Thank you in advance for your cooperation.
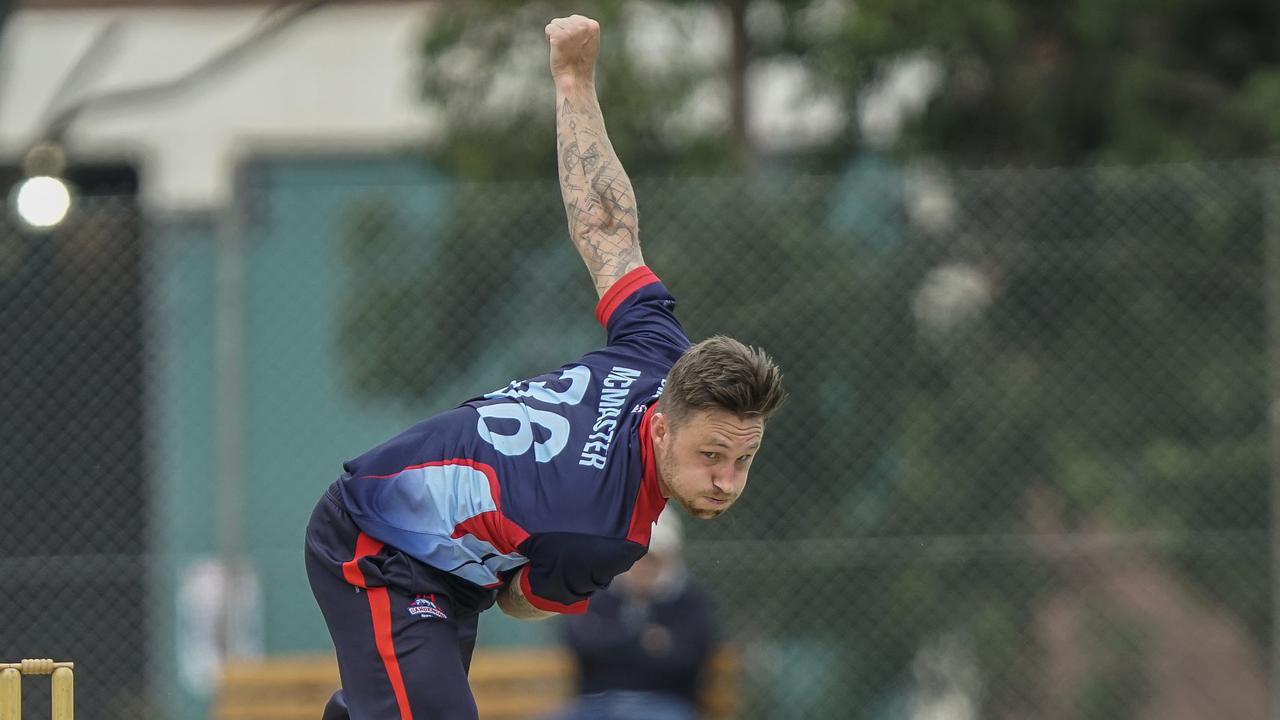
[330,267,690,614]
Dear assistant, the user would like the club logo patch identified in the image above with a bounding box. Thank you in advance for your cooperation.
[409,594,447,620]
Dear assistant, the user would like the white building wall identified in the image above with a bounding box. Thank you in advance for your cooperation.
[0,2,846,213]
[0,3,440,211]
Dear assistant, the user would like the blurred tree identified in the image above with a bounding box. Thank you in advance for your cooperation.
[338,0,844,416]
[804,1,1279,714]
[416,0,1280,174]
[417,0,851,179]
[335,2,1279,717]
[813,0,1280,162]
[419,1,734,178]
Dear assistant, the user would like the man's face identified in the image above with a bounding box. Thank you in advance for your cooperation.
[652,408,765,519]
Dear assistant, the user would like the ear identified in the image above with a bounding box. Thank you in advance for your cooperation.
[651,412,669,446]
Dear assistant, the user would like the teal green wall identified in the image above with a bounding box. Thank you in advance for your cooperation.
[152,156,558,720]
[151,217,221,720]
[238,158,440,656]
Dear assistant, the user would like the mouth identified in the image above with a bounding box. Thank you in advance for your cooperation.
[705,497,731,507]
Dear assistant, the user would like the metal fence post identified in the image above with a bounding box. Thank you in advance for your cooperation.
[1267,161,1280,720]
[215,183,248,659]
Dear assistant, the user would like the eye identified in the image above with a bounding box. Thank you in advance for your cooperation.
[737,454,753,463]
[701,451,719,460]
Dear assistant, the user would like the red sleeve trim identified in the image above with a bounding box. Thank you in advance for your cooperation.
[595,266,661,328]
[519,566,590,615]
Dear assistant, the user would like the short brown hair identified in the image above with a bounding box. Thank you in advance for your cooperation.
[659,335,786,427]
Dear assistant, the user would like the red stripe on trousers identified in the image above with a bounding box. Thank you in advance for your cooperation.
[366,586,414,720]
[339,533,412,718]
[342,533,384,588]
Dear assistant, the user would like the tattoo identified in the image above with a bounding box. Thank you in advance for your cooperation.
[555,86,643,297]
[581,143,600,173]
[562,141,581,172]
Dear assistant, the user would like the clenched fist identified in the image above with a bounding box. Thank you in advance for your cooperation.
[545,14,600,83]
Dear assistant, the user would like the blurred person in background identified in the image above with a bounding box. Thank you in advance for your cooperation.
[554,508,720,720]
[304,14,784,720]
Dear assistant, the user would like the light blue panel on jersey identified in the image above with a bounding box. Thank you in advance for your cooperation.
[347,462,526,587]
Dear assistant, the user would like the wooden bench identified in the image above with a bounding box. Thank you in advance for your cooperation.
[214,647,740,720]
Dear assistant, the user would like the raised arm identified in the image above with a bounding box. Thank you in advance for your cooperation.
[545,15,645,300]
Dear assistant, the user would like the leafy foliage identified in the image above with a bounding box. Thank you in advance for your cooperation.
[817,0,1280,162]
[336,2,1279,716]
[419,1,738,180]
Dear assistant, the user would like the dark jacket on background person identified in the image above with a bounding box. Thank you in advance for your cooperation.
[563,567,718,706]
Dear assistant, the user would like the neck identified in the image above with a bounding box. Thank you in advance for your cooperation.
[655,450,671,499]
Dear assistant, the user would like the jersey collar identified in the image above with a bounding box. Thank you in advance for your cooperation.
[627,403,668,546]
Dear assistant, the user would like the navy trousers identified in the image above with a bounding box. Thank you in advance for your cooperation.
[305,485,497,720]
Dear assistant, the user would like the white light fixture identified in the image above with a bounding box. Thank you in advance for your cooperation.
[13,175,73,229]
[10,142,74,231]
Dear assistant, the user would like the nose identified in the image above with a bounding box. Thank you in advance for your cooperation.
[710,470,734,495]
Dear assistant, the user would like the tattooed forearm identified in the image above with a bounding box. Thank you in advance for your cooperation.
[496,567,555,621]
[555,82,644,298]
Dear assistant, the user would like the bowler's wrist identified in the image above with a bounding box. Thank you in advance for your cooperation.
[553,73,595,94]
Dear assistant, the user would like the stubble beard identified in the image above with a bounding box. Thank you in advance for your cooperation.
[659,450,725,520]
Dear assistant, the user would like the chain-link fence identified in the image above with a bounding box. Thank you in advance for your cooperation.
[0,193,151,717]
[1,158,1277,719]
